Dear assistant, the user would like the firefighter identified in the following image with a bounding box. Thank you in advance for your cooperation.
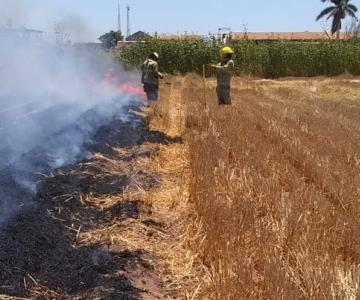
[141,52,163,102]
[209,47,235,105]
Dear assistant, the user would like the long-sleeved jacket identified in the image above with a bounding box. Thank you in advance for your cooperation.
[141,59,161,87]
[215,59,235,87]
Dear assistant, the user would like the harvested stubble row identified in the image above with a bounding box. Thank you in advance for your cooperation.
[184,75,360,299]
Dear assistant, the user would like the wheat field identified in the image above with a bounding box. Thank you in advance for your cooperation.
[182,75,360,299]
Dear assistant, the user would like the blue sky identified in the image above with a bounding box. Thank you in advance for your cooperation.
[0,0,355,41]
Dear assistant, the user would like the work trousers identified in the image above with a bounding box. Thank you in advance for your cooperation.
[143,83,159,101]
[217,85,231,105]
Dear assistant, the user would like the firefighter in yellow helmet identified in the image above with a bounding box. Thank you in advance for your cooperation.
[141,52,164,102]
[210,47,235,105]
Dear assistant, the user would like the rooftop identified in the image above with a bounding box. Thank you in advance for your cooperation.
[0,26,43,33]
[231,32,348,41]
[157,31,349,41]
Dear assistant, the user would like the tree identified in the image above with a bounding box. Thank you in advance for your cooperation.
[99,31,124,49]
[316,0,358,39]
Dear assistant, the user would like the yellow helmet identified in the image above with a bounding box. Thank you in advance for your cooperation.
[220,47,234,56]
[153,52,159,59]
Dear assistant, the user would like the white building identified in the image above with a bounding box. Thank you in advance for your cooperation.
[0,27,43,42]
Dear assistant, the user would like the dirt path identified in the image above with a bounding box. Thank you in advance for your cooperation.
[0,78,202,300]
[143,76,203,299]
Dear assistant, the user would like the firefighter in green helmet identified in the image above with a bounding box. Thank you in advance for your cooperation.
[141,52,164,102]
[209,46,235,105]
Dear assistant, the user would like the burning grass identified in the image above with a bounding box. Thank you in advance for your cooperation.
[185,75,360,299]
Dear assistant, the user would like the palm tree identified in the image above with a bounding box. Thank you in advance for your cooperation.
[316,0,358,39]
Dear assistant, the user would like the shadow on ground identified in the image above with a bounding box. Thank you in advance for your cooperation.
[91,116,182,157]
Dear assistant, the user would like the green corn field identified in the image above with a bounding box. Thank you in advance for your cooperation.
[114,39,360,78]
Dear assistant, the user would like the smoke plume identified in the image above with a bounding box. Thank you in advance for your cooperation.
[0,30,143,224]
[55,14,96,43]
[0,0,28,27]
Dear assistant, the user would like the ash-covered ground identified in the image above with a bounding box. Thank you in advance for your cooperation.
[0,97,142,224]
[0,100,182,299]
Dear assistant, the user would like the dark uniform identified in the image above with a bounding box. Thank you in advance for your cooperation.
[141,58,161,101]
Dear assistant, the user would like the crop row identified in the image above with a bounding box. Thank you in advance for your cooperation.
[114,40,360,78]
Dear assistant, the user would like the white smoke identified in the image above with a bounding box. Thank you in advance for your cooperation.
[0,0,28,28]
[55,14,96,43]
[0,31,142,224]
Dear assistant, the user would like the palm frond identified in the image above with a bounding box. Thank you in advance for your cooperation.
[316,6,337,21]
[318,0,357,36]
[327,8,339,20]
[346,8,358,20]
[321,0,340,4]
[331,11,343,34]
[348,4,358,12]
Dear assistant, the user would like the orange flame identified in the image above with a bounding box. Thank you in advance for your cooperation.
[88,68,147,102]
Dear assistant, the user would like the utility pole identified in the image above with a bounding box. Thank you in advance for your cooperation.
[117,1,122,33]
[126,5,131,39]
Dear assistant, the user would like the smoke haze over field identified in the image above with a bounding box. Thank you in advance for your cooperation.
[0,26,142,223]
[0,0,27,26]
[56,14,96,43]
[0,0,97,42]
